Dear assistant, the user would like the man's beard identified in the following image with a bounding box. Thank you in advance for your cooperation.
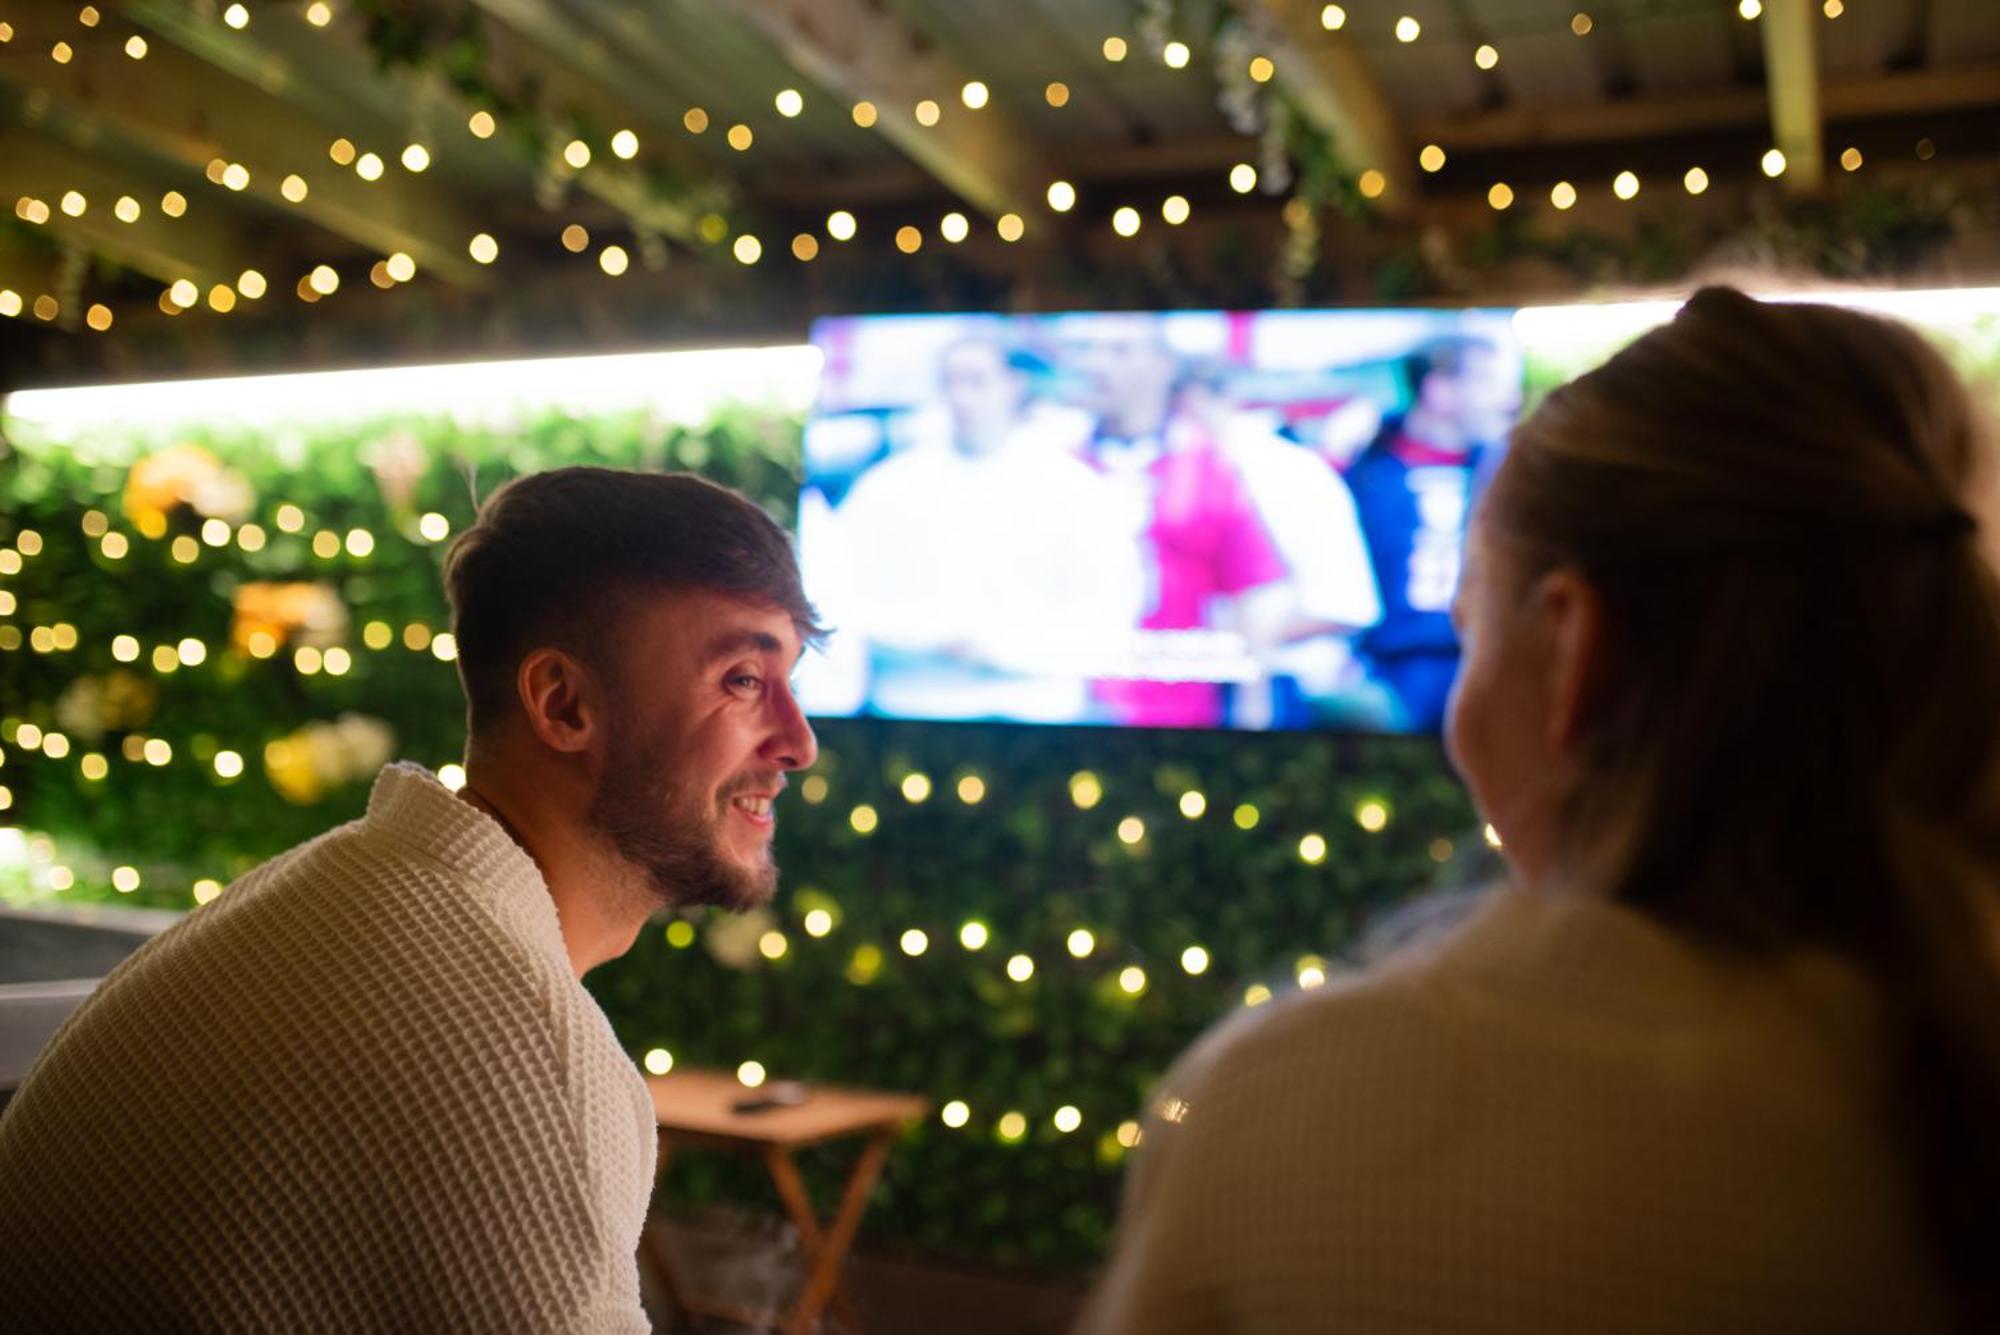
[587,717,778,913]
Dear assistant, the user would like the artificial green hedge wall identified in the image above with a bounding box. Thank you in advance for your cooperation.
[0,403,1477,1271]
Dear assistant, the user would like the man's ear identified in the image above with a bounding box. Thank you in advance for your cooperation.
[516,648,601,755]
[1534,567,1610,752]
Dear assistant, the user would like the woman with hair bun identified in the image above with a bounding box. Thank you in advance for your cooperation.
[1084,287,1999,1335]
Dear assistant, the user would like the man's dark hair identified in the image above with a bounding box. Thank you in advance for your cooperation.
[1403,334,1495,396]
[443,467,825,737]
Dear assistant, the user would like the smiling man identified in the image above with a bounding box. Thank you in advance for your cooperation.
[0,468,822,1331]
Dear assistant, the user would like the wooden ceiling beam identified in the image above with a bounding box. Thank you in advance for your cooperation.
[727,0,1057,220]
[0,8,490,287]
[1760,0,1824,192]
[461,0,734,241]
[1411,64,1999,152]
[1235,0,1409,213]
[0,129,251,288]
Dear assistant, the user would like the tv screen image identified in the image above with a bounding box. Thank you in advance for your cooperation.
[795,309,1523,732]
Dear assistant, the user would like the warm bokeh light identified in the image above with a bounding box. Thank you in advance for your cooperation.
[1395,16,1421,42]
[1229,162,1258,193]
[1684,166,1710,194]
[1419,144,1446,172]
[775,88,804,118]
[1613,170,1640,200]
[827,210,857,241]
[939,213,969,244]
[1550,180,1578,209]
[1046,180,1076,212]
[1488,181,1515,209]
[1111,206,1140,237]
[961,81,989,110]
[996,213,1025,242]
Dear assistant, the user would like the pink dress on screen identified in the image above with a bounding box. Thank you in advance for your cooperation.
[1082,419,1287,727]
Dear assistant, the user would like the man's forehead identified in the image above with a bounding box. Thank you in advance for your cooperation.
[628,587,804,659]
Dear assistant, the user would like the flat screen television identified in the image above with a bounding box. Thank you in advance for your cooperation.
[793,309,1523,733]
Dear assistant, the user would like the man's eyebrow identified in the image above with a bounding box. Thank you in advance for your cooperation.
[702,630,788,663]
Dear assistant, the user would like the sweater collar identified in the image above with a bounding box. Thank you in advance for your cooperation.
[363,762,567,965]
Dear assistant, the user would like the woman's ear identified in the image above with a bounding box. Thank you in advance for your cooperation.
[515,647,601,755]
[1534,567,1610,752]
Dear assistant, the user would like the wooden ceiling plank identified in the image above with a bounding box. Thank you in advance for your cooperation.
[0,8,489,286]
[1234,0,1410,212]
[727,0,1057,219]
[1761,0,1825,191]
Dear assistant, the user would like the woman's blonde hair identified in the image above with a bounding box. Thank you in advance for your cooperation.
[1485,286,2000,1323]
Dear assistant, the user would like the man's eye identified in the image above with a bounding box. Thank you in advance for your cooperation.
[729,674,763,692]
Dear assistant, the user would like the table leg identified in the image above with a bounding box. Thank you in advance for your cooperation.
[775,1134,893,1335]
[763,1148,862,1332]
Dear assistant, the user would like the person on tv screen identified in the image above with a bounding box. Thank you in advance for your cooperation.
[827,335,1143,722]
[1175,363,1387,728]
[1344,334,1521,730]
[1073,318,1294,729]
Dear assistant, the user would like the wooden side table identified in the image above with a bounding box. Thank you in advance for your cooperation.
[641,1069,928,1335]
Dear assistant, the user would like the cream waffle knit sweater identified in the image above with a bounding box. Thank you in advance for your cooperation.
[0,763,658,1332]
[1083,884,1957,1335]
